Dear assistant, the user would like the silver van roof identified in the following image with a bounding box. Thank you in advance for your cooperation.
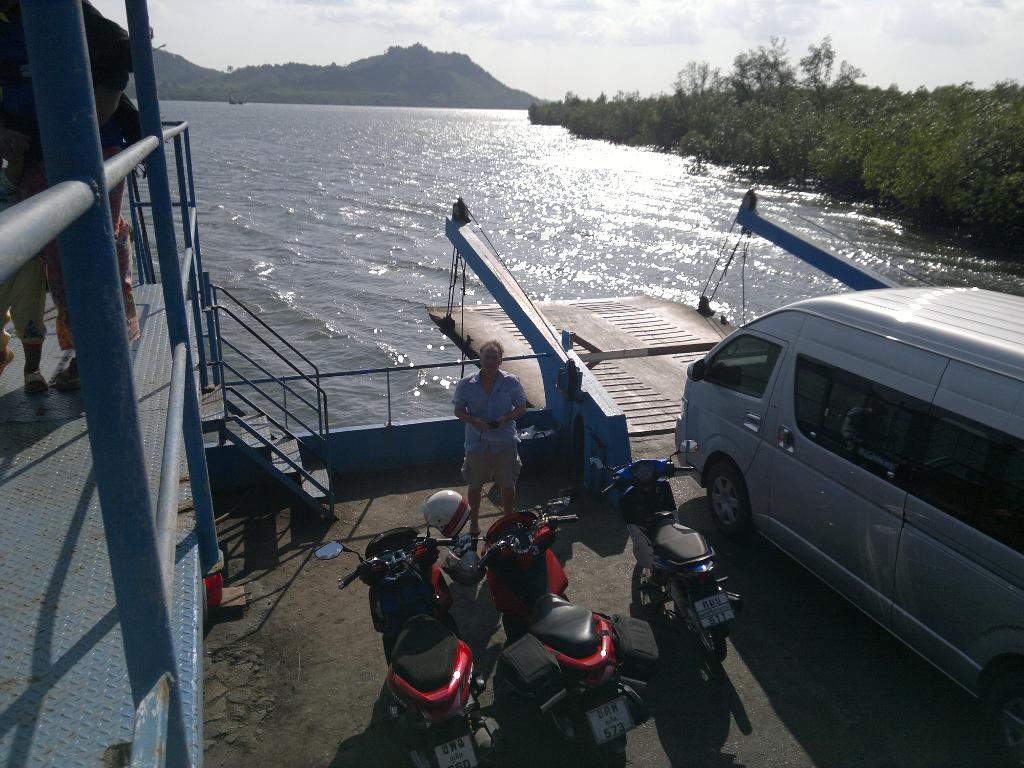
[770,287,1024,379]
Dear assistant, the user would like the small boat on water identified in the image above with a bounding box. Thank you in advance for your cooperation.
[228,95,246,105]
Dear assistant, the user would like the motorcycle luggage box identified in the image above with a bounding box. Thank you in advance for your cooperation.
[610,614,659,681]
[498,634,564,704]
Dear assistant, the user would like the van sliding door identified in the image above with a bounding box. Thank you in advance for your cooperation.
[891,361,1024,692]
[767,322,944,627]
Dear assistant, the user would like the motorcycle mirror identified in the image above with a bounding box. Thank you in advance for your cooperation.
[589,457,605,470]
[313,540,347,560]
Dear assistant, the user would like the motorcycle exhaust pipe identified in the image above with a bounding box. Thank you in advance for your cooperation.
[539,688,569,714]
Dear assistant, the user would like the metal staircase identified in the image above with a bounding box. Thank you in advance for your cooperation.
[208,284,335,516]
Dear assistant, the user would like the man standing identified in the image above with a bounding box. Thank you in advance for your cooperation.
[452,340,528,536]
[0,0,140,390]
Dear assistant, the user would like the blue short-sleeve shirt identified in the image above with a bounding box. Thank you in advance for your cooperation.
[452,369,527,453]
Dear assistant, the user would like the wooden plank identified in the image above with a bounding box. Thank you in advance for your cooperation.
[577,341,717,363]
[216,585,248,610]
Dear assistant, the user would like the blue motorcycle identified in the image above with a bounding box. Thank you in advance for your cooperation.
[597,458,741,664]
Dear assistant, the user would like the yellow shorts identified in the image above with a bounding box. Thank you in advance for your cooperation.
[463,446,522,490]
[1,257,46,352]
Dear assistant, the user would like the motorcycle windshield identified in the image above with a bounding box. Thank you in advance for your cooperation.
[365,526,420,559]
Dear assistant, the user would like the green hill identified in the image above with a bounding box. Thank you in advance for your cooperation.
[142,44,537,109]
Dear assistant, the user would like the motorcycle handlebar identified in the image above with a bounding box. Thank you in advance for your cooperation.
[339,564,365,589]
[547,514,578,523]
[476,545,498,569]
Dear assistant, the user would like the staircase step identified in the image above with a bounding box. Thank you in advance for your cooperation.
[221,429,333,519]
[271,439,303,474]
[303,468,331,500]
[297,442,327,471]
[231,413,271,450]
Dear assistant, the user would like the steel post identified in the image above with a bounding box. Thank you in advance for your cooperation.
[131,171,156,282]
[174,135,209,388]
[20,1,189,761]
[202,271,222,385]
[182,129,204,277]
[127,175,147,285]
[188,262,209,389]
[126,0,220,575]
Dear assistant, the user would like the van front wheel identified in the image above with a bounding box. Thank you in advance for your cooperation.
[706,462,751,539]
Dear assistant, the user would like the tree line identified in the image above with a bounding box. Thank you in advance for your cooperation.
[529,38,1024,248]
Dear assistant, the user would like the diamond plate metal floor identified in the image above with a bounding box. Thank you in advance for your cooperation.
[0,286,203,767]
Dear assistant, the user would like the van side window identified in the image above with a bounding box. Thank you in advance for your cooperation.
[794,355,929,485]
[705,335,782,398]
[794,355,1024,554]
[909,410,1024,555]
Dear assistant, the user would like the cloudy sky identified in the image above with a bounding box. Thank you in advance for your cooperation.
[91,0,1023,101]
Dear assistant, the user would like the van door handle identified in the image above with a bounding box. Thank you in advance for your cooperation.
[743,412,761,433]
[778,426,795,453]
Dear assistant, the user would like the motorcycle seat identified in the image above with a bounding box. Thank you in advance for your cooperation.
[652,522,709,564]
[391,615,458,692]
[529,593,599,659]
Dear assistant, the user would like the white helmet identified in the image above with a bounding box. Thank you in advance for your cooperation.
[422,490,471,537]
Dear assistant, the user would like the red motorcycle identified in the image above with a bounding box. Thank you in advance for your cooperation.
[315,519,497,768]
[447,499,658,753]
[480,502,571,642]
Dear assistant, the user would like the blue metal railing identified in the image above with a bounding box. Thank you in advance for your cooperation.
[122,122,212,392]
[209,284,335,508]
[0,1,221,764]
[220,352,553,428]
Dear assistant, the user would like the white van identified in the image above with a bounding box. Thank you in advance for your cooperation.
[676,287,1024,760]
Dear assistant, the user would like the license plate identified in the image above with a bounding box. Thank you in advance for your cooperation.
[586,696,635,745]
[434,734,477,768]
[694,591,735,628]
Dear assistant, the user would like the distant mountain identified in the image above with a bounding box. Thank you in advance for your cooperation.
[139,44,538,109]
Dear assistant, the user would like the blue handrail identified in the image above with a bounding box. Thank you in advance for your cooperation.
[130,673,173,768]
[219,335,323,416]
[220,352,552,387]
[9,2,222,764]
[210,290,335,505]
[219,357,327,448]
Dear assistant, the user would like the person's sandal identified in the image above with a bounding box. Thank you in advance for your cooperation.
[24,370,48,394]
[53,359,80,391]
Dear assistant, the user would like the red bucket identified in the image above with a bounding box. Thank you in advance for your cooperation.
[204,572,224,608]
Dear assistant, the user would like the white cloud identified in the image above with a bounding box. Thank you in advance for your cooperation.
[883,0,999,46]
[710,0,839,39]
[88,0,1024,100]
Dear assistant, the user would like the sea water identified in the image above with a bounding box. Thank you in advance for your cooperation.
[171,101,1024,426]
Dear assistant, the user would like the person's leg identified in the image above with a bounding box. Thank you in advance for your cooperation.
[463,450,490,534]
[22,342,41,373]
[500,485,516,517]
[494,448,523,516]
[6,256,47,390]
[104,151,140,343]
[467,485,483,533]
[21,343,45,392]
